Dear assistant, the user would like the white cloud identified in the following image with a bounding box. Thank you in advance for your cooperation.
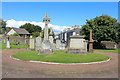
[6,19,70,34]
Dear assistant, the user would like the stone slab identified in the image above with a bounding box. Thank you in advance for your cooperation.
[29,39,35,49]
[35,37,42,51]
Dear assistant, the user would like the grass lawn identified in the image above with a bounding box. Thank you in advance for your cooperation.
[94,49,120,53]
[12,50,109,63]
[0,43,28,49]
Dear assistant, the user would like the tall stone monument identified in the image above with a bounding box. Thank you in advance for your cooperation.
[38,13,53,55]
[89,29,93,52]
[43,13,50,41]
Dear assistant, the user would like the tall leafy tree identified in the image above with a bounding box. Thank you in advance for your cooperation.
[20,23,42,34]
[81,15,119,43]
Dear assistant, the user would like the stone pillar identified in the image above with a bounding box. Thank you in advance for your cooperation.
[44,23,49,40]
[84,40,88,52]
[24,35,27,44]
[89,29,93,52]
[29,36,35,50]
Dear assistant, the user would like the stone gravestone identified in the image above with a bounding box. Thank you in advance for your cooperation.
[29,37,35,50]
[68,35,88,54]
[49,27,54,43]
[60,43,65,50]
[6,37,10,48]
[56,40,61,49]
[35,37,42,51]
[6,41,10,48]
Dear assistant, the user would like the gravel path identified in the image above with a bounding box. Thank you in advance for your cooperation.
[2,49,118,78]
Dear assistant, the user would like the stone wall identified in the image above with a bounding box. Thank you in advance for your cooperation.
[93,41,118,49]
[9,36,29,44]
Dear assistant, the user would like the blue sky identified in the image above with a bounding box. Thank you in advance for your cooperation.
[2,2,118,33]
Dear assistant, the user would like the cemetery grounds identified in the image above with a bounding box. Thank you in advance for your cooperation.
[0,39,119,78]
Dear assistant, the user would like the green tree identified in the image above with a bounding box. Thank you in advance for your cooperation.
[0,18,6,34]
[81,15,119,43]
[6,27,11,32]
[116,23,120,43]
[20,23,42,34]
[32,32,40,37]
[10,33,20,36]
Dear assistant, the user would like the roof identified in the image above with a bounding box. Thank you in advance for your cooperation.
[12,28,30,34]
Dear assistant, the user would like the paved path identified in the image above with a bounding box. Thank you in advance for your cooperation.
[2,49,118,78]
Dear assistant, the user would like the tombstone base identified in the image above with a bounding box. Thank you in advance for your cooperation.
[38,49,53,55]
[67,49,87,54]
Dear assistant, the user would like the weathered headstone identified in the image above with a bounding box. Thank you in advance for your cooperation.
[68,35,88,54]
[29,38,35,50]
[49,27,54,43]
[6,41,10,48]
[35,37,42,51]
[56,40,61,49]
[6,37,10,48]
